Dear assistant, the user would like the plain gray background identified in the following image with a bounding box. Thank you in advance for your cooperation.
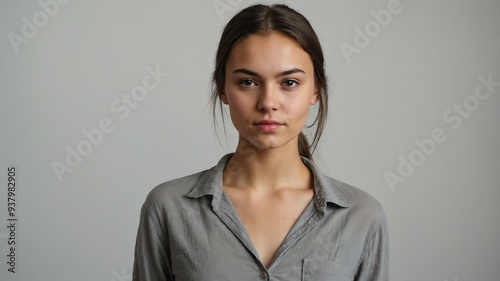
[1,0,499,280]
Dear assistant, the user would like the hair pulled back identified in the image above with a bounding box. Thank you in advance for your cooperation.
[211,4,328,160]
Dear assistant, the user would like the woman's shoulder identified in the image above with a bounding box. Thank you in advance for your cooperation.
[141,167,213,209]
[140,153,232,211]
[304,156,385,220]
[322,175,386,220]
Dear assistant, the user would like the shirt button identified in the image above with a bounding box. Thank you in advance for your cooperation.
[259,271,268,280]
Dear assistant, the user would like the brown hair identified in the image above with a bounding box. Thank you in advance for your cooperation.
[210,4,328,161]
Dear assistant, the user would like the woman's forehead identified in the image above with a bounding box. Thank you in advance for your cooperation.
[226,31,313,76]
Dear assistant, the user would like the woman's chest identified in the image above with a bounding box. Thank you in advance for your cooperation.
[166,197,362,281]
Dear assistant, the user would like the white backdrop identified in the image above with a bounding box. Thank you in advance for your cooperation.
[1,0,499,280]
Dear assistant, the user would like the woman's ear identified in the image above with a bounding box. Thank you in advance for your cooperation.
[220,90,229,105]
[311,88,319,105]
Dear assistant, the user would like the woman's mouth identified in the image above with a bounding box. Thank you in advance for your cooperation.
[254,120,283,132]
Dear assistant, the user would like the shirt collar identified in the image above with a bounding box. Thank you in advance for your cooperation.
[187,153,350,211]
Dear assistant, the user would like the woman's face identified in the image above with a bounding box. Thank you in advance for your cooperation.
[221,31,318,152]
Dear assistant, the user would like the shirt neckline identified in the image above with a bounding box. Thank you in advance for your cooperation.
[187,153,350,212]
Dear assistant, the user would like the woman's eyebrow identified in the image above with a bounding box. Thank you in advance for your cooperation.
[232,68,259,77]
[232,67,306,78]
[276,68,306,78]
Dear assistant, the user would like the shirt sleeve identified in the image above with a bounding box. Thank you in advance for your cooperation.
[354,215,389,281]
[132,203,174,281]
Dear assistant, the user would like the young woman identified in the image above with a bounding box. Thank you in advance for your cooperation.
[133,4,388,281]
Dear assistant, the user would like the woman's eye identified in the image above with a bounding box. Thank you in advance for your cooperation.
[239,79,256,87]
[282,79,299,88]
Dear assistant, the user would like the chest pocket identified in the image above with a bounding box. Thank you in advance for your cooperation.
[301,258,353,281]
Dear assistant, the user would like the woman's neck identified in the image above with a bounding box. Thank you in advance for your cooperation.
[222,139,313,193]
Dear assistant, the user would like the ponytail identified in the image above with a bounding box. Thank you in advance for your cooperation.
[298,132,312,160]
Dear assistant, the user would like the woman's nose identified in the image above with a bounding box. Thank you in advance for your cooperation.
[257,84,279,112]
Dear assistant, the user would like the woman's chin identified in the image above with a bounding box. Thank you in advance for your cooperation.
[240,136,298,152]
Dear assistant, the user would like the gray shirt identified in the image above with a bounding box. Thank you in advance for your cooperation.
[133,153,389,281]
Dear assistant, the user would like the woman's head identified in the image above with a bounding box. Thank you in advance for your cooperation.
[211,4,328,160]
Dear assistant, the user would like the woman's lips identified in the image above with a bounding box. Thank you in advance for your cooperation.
[254,120,283,132]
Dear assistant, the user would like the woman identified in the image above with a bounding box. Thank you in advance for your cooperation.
[133,4,388,281]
